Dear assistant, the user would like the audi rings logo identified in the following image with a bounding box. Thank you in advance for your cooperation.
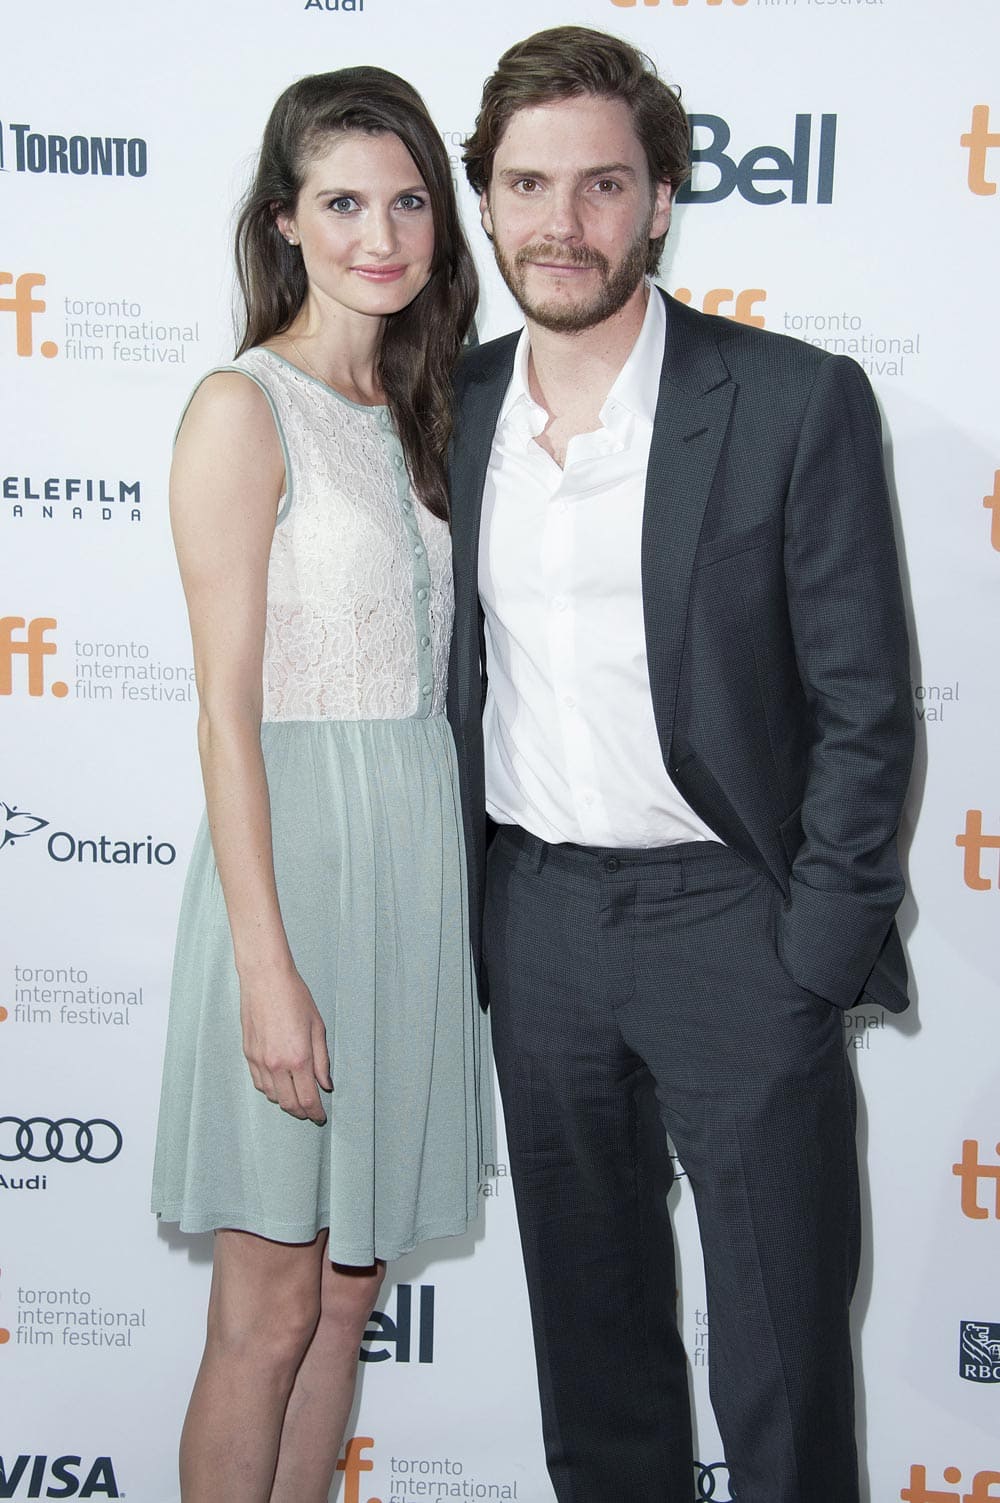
[0,1117,123,1164]
[695,1461,734,1501]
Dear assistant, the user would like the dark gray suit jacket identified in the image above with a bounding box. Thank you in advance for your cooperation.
[446,289,914,1012]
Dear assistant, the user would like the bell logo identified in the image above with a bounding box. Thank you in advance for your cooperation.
[984,472,1000,550]
[955,811,1000,891]
[901,1466,1000,1502]
[672,287,766,328]
[0,273,58,358]
[961,106,1000,196]
[360,1283,434,1363]
[0,619,68,699]
[336,1437,379,1503]
[676,113,836,206]
[953,1141,1000,1221]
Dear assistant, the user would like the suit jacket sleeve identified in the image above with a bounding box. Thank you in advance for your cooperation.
[776,354,913,1008]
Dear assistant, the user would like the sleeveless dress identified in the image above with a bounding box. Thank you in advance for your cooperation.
[151,348,493,1265]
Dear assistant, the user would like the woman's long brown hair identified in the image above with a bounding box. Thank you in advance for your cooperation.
[235,67,477,520]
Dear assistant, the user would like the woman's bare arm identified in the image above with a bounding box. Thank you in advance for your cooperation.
[171,373,332,1123]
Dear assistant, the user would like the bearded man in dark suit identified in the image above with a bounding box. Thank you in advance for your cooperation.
[446,26,913,1503]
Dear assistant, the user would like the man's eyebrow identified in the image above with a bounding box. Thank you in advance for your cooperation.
[496,163,638,184]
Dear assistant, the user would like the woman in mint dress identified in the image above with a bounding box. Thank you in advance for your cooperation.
[151,68,491,1502]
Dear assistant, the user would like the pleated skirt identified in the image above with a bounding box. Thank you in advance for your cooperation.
[151,715,493,1265]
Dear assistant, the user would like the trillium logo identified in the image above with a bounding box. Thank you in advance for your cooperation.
[0,797,176,866]
[0,800,47,850]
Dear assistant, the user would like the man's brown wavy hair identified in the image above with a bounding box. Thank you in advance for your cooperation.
[463,27,690,276]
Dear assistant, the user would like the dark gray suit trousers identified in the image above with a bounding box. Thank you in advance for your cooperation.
[486,825,860,1503]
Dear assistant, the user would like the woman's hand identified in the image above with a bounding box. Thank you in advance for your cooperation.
[240,965,333,1124]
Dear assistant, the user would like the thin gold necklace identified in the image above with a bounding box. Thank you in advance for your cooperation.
[284,335,329,388]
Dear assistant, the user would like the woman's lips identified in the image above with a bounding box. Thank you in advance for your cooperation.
[353,265,408,282]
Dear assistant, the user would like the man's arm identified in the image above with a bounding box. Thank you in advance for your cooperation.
[776,354,914,1008]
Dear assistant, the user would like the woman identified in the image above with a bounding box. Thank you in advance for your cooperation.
[151,68,491,1502]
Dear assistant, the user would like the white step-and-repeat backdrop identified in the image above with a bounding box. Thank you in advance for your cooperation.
[2,1,998,1499]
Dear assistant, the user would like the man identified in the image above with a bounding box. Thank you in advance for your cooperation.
[447,26,913,1503]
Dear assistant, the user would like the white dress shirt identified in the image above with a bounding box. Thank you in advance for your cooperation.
[479,286,722,849]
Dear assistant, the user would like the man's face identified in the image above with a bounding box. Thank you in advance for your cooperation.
[481,95,672,333]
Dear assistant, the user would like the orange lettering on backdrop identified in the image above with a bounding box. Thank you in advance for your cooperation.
[952,1140,1000,1221]
[672,287,767,328]
[961,106,1000,195]
[983,472,1000,550]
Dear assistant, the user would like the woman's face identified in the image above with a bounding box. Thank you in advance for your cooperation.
[278,129,435,324]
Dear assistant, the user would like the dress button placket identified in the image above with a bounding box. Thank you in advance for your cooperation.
[383,417,435,719]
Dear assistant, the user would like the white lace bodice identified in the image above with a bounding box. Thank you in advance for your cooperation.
[210,349,453,721]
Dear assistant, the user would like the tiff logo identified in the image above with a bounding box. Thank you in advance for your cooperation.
[672,286,766,327]
[961,106,1000,196]
[336,1438,375,1503]
[955,811,1000,890]
[953,1140,1000,1221]
[901,1466,1000,1502]
[0,272,58,357]
[610,0,748,7]
[0,618,68,698]
[984,472,1000,551]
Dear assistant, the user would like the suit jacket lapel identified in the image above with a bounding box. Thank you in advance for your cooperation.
[642,292,736,758]
[449,335,518,719]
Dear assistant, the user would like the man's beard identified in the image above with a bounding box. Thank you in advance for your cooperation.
[492,219,650,333]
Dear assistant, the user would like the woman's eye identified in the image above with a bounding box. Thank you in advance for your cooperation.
[329,197,357,213]
[397,194,427,211]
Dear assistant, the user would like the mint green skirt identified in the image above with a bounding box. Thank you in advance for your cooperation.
[151,715,492,1265]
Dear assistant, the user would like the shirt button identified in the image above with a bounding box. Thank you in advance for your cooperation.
[416,588,428,602]
[413,544,424,557]
[554,597,568,612]
[393,455,404,469]
[402,501,412,513]
[563,694,576,709]
[421,684,432,697]
[379,410,391,427]
[420,635,431,648]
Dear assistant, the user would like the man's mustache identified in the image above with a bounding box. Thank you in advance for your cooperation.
[514,244,609,274]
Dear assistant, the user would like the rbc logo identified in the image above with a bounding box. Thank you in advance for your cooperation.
[953,1141,1000,1220]
[960,1322,1000,1384]
[901,1466,1000,1502]
[0,273,58,357]
[961,106,1000,196]
[676,114,837,206]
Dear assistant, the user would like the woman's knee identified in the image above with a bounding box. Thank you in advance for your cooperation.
[206,1232,324,1367]
[318,1259,385,1338]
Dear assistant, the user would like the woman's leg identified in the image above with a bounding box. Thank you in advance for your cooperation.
[269,1251,385,1503]
[179,1228,326,1503]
